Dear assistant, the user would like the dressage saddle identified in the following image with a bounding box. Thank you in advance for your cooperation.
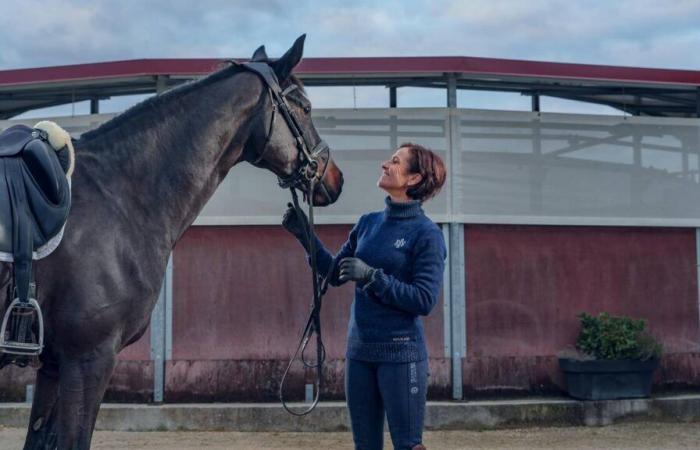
[0,123,72,357]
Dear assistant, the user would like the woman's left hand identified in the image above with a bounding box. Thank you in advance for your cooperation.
[338,257,376,285]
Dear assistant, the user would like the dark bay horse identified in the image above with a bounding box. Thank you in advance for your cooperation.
[0,35,343,449]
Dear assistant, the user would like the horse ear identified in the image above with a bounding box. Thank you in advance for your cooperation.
[251,45,268,62]
[271,34,305,81]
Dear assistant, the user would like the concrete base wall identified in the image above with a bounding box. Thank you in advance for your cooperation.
[2,395,700,432]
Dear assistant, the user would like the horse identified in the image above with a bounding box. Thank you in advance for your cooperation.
[0,35,343,449]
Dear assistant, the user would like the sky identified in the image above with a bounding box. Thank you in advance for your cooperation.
[3,0,700,116]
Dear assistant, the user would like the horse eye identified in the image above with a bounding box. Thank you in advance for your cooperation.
[303,106,311,114]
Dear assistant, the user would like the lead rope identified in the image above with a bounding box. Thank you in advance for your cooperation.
[279,180,330,416]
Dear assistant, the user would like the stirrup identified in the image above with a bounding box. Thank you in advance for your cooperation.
[0,297,44,356]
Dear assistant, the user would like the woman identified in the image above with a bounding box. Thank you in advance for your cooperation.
[283,143,447,450]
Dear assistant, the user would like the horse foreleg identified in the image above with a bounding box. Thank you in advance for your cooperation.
[55,347,117,450]
[22,361,60,450]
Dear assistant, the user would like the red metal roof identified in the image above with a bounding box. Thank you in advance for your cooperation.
[2,56,700,87]
[1,56,699,118]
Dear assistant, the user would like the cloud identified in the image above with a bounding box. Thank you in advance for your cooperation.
[3,0,699,116]
[2,0,699,69]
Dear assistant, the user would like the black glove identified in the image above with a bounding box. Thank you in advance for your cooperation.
[338,257,376,286]
[282,203,311,252]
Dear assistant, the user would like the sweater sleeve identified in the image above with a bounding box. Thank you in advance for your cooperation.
[363,226,446,316]
[308,218,361,286]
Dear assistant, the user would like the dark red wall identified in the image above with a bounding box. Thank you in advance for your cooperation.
[463,225,700,394]
[164,225,448,401]
[6,224,699,402]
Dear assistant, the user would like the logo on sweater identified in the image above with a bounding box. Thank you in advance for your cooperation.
[394,238,406,249]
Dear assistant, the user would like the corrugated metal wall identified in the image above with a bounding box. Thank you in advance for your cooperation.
[164,226,448,401]
[98,224,700,401]
[462,225,700,395]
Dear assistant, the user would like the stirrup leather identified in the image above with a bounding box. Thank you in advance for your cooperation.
[0,290,44,355]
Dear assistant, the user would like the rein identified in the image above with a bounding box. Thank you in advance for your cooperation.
[237,61,332,415]
[279,182,330,416]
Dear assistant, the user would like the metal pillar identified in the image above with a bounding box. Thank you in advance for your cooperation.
[681,135,691,180]
[446,74,457,108]
[442,224,452,359]
[156,75,170,94]
[389,86,398,148]
[90,98,99,114]
[389,86,397,108]
[531,93,540,112]
[449,223,466,400]
[443,97,465,399]
[696,229,700,340]
[150,281,165,403]
[632,122,642,206]
[165,255,173,360]
[530,112,543,213]
[150,254,173,403]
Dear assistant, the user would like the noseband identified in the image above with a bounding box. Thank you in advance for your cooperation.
[238,62,331,415]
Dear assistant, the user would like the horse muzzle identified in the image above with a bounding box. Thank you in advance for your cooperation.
[311,156,343,206]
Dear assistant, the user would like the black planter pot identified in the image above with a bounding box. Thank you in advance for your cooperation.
[558,358,659,400]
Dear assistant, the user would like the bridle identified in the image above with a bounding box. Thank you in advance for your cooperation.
[242,62,332,202]
[238,61,331,415]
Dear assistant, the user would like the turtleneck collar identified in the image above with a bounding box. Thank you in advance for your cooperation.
[384,196,423,219]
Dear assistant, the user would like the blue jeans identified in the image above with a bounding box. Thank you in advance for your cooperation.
[346,358,428,450]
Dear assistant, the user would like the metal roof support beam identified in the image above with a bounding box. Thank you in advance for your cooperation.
[90,97,99,114]
[446,74,457,108]
[544,93,644,116]
[390,86,397,108]
[156,75,170,94]
[531,93,540,112]
[696,87,700,118]
[639,92,698,106]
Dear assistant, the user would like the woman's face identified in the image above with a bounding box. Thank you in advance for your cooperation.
[377,147,422,196]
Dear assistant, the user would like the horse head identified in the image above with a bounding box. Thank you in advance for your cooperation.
[240,35,343,206]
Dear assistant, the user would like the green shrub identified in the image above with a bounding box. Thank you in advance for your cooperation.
[575,312,662,361]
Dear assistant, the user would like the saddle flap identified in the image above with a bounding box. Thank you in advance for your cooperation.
[0,126,33,157]
[0,132,71,256]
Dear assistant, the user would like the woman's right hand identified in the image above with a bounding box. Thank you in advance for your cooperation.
[282,203,311,251]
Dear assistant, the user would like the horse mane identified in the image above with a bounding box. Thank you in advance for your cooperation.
[80,62,307,144]
[80,63,242,141]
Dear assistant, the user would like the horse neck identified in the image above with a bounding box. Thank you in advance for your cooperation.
[75,72,262,249]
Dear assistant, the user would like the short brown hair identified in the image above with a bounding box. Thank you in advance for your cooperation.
[402,142,447,202]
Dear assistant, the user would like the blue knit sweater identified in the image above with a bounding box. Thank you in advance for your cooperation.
[313,197,446,363]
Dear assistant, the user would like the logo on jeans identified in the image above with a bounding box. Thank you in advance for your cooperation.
[394,238,406,249]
